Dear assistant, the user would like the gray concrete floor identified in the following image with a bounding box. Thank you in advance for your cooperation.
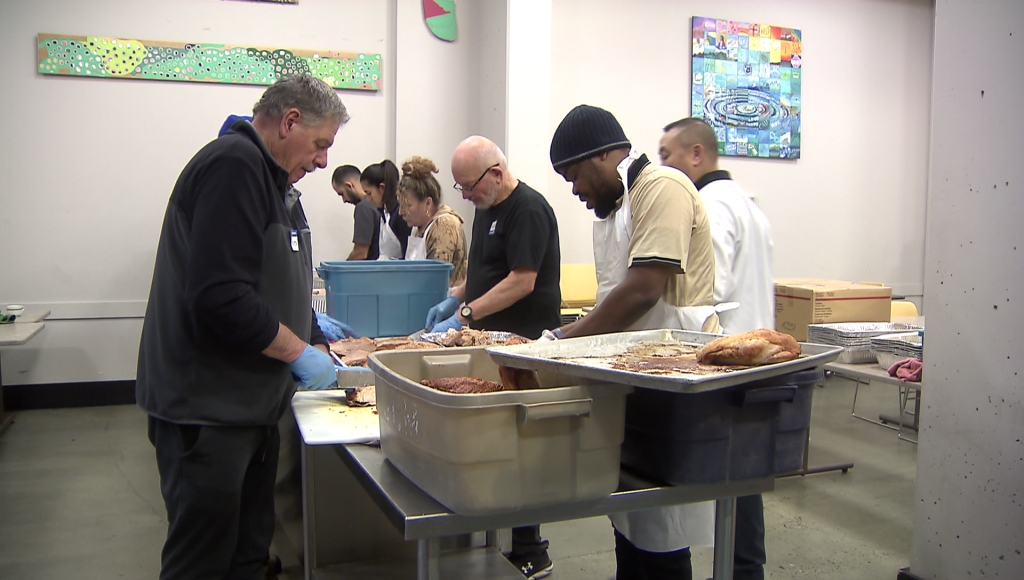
[0,374,916,579]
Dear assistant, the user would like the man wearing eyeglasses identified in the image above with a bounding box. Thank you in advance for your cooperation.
[426,136,561,342]
[424,135,561,577]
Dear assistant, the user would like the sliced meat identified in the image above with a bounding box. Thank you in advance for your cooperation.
[342,351,371,367]
[386,341,443,351]
[374,337,414,351]
[330,337,376,356]
[696,328,801,366]
[346,385,376,407]
[421,377,505,394]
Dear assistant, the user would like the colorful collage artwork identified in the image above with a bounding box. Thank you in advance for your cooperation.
[691,17,802,159]
[37,33,381,91]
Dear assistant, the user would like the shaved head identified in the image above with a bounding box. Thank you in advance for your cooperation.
[659,117,721,183]
[663,118,719,164]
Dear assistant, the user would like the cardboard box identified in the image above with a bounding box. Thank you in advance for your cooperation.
[775,278,892,341]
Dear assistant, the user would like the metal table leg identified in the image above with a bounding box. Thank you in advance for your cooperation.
[897,385,921,444]
[848,375,899,431]
[0,357,15,435]
[712,497,736,580]
[417,538,440,580]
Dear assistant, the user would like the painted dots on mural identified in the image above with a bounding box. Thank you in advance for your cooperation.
[37,35,382,91]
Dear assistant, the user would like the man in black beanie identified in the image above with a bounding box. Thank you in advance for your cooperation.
[544,104,719,580]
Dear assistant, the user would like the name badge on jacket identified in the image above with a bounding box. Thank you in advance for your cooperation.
[290,230,299,252]
[489,220,497,235]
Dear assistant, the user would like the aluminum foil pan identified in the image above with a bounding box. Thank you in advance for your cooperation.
[808,322,923,344]
[487,329,843,394]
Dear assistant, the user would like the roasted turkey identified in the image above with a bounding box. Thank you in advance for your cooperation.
[696,328,801,366]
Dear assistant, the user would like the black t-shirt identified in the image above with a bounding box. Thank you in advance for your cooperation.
[466,181,561,339]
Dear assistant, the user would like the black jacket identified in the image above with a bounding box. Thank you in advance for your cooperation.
[136,121,326,426]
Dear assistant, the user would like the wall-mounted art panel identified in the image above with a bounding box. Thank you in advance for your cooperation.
[691,17,802,159]
[37,33,381,91]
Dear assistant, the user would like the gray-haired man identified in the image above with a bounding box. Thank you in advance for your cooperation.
[137,74,348,579]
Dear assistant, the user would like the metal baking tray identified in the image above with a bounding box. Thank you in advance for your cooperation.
[486,329,843,394]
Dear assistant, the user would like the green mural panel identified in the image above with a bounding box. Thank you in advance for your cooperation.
[38,33,381,91]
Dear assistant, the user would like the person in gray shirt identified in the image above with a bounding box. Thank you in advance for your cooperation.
[333,164,381,260]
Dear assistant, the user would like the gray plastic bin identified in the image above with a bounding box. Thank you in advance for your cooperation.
[620,369,822,485]
[368,347,632,516]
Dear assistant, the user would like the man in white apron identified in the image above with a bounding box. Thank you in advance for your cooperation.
[661,117,776,580]
[547,105,721,580]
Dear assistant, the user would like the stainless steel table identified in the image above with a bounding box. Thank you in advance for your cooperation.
[290,389,773,580]
[0,310,49,434]
[826,361,924,443]
[326,443,773,580]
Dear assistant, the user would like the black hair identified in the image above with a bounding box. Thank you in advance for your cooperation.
[332,164,361,184]
[361,159,400,213]
[663,117,719,162]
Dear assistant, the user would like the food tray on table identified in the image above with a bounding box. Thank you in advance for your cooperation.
[486,329,843,394]
[420,329,521,346]
[807,323,923,364]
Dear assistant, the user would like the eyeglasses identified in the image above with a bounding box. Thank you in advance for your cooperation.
[454,163,499,193]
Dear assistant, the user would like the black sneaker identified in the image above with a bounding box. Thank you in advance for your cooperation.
[508,551,553,579]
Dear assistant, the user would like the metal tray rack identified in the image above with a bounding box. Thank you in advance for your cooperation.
[486,329,843,394]
[807,323,923,364]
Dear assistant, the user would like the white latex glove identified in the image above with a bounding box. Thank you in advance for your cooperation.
[538,329,560,343]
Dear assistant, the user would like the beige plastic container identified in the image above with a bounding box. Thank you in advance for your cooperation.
[368,347,631,516]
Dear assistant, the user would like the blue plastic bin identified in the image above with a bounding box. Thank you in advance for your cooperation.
[316,260,454,338]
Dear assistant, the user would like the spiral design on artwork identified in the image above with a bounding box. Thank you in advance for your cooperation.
[703,89,789,129]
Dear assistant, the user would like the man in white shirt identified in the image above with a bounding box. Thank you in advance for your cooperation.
[659,116,775,580]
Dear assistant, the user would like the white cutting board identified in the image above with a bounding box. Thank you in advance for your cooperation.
[291,390,380,445]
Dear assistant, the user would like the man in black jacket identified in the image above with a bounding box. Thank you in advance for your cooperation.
[137,74,348,580]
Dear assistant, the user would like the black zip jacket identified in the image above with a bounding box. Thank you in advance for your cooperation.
[136,121,326,426]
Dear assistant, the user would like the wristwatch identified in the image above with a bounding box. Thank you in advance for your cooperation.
[460,304,474,322]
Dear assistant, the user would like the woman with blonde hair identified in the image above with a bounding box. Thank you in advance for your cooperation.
[398,156,468,287]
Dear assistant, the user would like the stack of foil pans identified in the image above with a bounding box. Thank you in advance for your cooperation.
[870,332,924,369]
[807,322,923,364]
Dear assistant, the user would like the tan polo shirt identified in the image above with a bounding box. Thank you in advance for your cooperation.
[627,164,716,308]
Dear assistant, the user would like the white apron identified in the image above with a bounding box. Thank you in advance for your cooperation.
[404,218,436,261]
[378,210,403,261]
[598,151,716,553]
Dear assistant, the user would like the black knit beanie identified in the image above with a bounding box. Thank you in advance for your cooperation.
[549,105,631,171]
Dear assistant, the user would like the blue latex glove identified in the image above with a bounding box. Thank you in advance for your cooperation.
[289,345,338,391]
[316,312,359,341]
[430,312,463,334]
[425,296,460,329]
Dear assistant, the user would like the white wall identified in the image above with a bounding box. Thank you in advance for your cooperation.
[909,0,1024,577]
[0,0,392,384]
[545,0,933,302]
[1,0,937,385]
[392,0,495,228]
